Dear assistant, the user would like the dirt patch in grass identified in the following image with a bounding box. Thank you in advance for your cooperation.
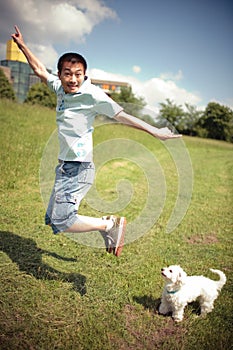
[111,304,187,350]
[186,233,219,245]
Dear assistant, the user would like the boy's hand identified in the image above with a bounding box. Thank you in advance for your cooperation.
[115,112,182,140]
[10,25,49,83]
[150,126,182,140]
[11,25,24,47]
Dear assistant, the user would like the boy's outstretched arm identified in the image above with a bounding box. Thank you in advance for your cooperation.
[11,25,49,83]
[114,111,182,140]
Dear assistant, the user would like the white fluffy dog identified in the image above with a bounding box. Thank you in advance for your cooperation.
[159,265,226,322]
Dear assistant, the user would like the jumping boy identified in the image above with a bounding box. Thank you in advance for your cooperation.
[11,25,181,257]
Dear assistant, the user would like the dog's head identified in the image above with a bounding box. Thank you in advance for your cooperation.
[161,265,187,285]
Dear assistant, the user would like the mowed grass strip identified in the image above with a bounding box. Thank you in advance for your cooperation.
[0,99,232,350]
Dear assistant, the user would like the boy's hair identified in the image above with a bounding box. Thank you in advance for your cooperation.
[57,53,87,73]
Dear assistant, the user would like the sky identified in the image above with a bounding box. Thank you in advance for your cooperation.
[0,0,232,112]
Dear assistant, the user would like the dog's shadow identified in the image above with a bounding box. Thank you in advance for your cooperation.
[133,295,162,314]
[134,295,201,318]
[0,231,86,295]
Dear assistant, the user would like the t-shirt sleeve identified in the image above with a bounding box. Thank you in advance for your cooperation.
[94,100,123,118]
[92,86,123,118]
[47,73,61,93]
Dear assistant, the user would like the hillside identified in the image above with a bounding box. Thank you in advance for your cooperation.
[0,99,232,350]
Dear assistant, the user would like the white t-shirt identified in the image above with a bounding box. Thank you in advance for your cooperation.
[47,74,123,161]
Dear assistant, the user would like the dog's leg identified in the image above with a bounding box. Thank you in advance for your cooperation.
[159,295,170,315]
[172,304,185,322]
[159,302,170,315]
[200,298,215,316]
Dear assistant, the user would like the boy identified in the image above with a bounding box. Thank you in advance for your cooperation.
[11,26,181,257]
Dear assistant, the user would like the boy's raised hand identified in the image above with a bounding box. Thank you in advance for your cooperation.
[11,25,24,47]
[10,25,49,82]
[151,126,182,140]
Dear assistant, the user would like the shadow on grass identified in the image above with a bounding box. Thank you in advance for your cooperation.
[134,295,202,319]
[0,231,86,295]
[133,295,161,313]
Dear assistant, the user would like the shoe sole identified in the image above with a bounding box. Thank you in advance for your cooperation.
[114,217,127,257]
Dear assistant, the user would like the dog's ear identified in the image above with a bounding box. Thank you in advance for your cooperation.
[177,269,187,282]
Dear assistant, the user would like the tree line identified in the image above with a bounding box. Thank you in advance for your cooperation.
[1,68,232,143]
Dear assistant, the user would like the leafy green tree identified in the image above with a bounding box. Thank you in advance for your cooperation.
[25,82,56,108]
[158,99,185,132]
[197,102,233,142]
[184,103,203,136]
[111,86,146,118]
[0,68,16,100]
[110,85,158,125]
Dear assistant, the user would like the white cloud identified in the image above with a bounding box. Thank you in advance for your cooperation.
[141,78,201,106]
[224,98,233,110]
[50,3,92,37]
[159,69,183,81]
[0,0,118,68]
[208,97,233,110]
[132,65,141,74]
[89,68,201,109]
[89,68,126,82]
[28,43,59,71]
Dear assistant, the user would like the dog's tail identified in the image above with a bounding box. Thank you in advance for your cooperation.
[210,269,227,291]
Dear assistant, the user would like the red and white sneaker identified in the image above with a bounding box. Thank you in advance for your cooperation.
[101,216,127,257]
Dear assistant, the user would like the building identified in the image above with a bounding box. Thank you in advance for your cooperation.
[91,78,130,96]
[0,66,12,84]
[0,59,42,102]
[1,40,130,102]
[6,38,27,63]
[1,39,42,102]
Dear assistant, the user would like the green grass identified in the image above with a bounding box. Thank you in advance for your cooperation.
[0,99,232,349]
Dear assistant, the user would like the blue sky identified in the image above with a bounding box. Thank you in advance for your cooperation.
[0,0,232,110]
[77,0,233,108]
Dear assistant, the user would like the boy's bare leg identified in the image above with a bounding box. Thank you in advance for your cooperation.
[64,214,126,257]
[64,215,111,233]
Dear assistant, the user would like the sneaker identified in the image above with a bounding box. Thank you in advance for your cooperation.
[100,215,116,253]
[100,233,112,253]
[106,216,127,257]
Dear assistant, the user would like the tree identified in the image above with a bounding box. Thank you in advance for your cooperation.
[183,103,203,136]
[111,86,146,118]
[158,99,185,132]
[0,68,16,100]
[110,85,158,125]
[25,82,56,108]
[197,102,233,142]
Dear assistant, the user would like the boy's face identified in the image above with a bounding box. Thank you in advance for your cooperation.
[58,61,86,94]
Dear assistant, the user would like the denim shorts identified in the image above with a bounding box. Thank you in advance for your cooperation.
[45,161,95,234]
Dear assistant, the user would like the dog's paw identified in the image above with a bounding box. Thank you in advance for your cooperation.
[172,314,183,322]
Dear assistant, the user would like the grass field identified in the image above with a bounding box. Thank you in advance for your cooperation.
[0,99,232,350]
